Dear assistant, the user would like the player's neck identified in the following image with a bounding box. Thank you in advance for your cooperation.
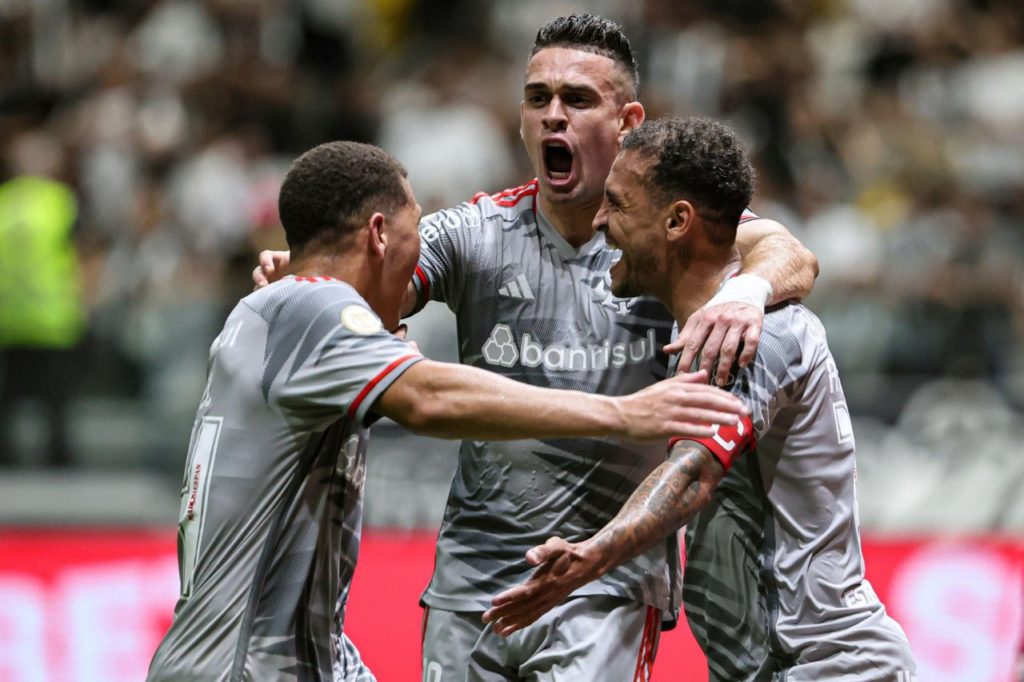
[538,193,602,249]
[667,249,742,323]
[292,253,362,291]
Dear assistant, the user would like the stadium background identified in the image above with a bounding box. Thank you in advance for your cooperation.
[0,0,1022,680]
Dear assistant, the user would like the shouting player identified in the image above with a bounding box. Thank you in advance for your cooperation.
[483,118,918,681]
[147,141,746,682]
[255,15,819,680]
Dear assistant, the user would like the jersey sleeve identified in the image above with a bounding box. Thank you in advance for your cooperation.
[739,207,759,223]
[669,305,808,470]
[409,201,486,315]
[271,293,422,429]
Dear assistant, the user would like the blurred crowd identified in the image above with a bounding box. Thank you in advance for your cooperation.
[1,0,1022,474]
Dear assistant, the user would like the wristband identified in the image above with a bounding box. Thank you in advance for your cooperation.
[668,415,755,472]
[704,274,773,310]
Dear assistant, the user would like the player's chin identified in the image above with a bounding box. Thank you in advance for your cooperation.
[609,261,629,296]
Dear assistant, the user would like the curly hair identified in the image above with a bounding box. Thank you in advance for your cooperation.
[532,14,639,97]
[278,141,409,253]
[621,117,755,246]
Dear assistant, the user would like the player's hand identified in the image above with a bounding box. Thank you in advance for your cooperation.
[483,537,601,637]
[252,250,291,290]
[391,324,420,354]
[665,302,763,386]
[618,369,746,441]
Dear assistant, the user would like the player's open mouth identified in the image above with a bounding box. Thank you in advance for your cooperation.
[542,141,575,186]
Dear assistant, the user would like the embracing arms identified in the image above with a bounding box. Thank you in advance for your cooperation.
[252,219,819,383]
[374,362,744,442]
[481,440,725,635]
[671,217,818,385]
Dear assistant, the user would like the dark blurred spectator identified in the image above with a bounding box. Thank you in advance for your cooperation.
[0,131,85,466]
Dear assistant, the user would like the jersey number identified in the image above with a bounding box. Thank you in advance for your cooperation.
[178,416,222,598]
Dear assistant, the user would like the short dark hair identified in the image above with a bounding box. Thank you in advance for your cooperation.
[622,117,755,246]
[532,14,639,97]
[278,141,409,253]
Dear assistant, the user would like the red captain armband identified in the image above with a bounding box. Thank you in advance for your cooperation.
[667,415,755,473]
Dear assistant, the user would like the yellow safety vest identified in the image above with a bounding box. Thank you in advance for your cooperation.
[0,175,85,348]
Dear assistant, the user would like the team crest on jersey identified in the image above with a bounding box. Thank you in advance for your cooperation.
[340,305,382,335]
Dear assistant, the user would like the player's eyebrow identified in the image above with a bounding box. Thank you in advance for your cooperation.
[524,82,601,98]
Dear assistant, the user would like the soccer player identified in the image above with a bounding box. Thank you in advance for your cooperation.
[255,15,819,680]
[147,141,747,682]
[483,117,918,681]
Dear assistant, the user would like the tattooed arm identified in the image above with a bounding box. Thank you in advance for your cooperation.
[482,442,725,635]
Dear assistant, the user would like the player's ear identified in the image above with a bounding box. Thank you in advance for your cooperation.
[367,212,388,259]
[618,101,644,142]
[665,200,694,241]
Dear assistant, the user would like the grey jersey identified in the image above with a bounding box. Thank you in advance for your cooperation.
[678,303,916,681]
[148,277,421,682]
[413,181,683,614]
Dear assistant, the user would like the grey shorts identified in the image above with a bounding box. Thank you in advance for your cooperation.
[421,595,660,682]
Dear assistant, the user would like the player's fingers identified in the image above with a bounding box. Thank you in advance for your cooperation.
[258,250,277,272]
[488,585,532,610]
[738,324,761,368]
[715,327,744,386]
[698,325,727,375]
[675,408,742,426]
[391,324,408,339]
[670,369,709,385]
[252,266,268,289]
[678,383,745,410]
[493,607,550,636]
[676,315,710,369]
[666,422,716,438]
[526,538,569,566]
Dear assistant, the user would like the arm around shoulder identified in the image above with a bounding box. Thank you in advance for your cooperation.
[736,218,819,304]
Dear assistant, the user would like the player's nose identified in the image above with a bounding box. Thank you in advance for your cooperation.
[542,99,568,131]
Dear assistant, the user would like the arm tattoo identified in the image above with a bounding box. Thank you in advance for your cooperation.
[591,442,723,572]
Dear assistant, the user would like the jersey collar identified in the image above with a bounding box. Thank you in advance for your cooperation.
[534,206,607,261]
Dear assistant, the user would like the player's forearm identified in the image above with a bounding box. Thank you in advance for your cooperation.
[381,361,625,440]
[583,445,723,578]
[736,218,819,303]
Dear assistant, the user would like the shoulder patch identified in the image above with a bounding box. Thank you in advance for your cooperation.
[340,305,383,335]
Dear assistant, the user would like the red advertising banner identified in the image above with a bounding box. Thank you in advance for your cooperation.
[0,529,1021,681]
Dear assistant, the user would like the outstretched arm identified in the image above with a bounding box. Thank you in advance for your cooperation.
[668,217,818,385]
[482,441,724,635]
[375,364,744,442]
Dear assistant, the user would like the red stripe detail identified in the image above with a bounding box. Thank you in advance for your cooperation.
[495,180,539,207]
[645,606,659,673]
[738,207,759,223]
[348,353,420,420]
[294,275,340,283]
[470,191,490,205]
[414,265,430,300]
[668,414,756,473]
[633,606,659,682]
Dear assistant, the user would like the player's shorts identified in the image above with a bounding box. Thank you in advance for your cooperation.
[335,632,376,682]
[421,595,660,682]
